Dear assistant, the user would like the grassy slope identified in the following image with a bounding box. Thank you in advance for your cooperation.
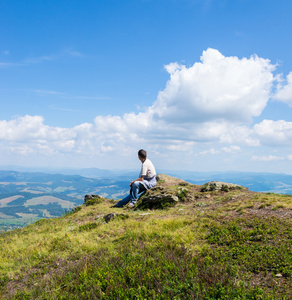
[0,176,292,299]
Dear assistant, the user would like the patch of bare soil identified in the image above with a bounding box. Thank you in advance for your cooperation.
[248,272,292,297]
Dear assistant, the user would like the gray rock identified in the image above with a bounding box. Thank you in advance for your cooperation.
[151,186,164,191]
[103,213,128,223]
[140,193,179,208]
[104,213,117,223]
[201,181,243,192]
[84,194,98,200]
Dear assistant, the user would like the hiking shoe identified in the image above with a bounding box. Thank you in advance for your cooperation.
[128,202,135,208]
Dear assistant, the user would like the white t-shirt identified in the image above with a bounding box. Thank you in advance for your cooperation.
[140,158,156,179]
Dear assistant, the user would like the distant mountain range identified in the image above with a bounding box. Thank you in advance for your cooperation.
[166,171,292,194]
[0,170,129,231]
[1,168,292,231]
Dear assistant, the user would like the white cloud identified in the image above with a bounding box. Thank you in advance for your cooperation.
[151,48,275,124]
[274,72,292,105]
[199,145,240,156]
[221,145,240,153]
[0,49,291,171]
[8,145,35,155]
[0,115,75,142]
[166,141,195,152]
[253,119,292,146]
[219,125,260,146]
[252,155,285,162]
[200,148,220,155]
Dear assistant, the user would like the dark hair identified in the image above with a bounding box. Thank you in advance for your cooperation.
[138,149,147,159]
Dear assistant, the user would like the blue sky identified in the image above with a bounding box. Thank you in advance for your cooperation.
[1,0,292,173]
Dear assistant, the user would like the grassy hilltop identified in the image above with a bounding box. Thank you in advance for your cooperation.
[0,175,292,299]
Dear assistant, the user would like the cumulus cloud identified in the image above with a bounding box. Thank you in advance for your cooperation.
[219,125,260,146]
[199,145,240,156]
[0,115,80,157]
[0,114,147,157]
[0,49,289,166]
[166,141,195,152]
[0,115,75,142]
[150,48,275,124]
[274,72,292,105]
[253,119,292,146]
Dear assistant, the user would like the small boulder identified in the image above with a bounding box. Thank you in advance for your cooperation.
[104,213,117,223]
[104,213,129,223]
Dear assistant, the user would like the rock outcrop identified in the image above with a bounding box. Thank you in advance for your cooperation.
[156,174,189,186]
[84,194,104,206]
[84,174,246,210]
[137,192,179,209]
[135,174,194,209]
[201,181,244,192]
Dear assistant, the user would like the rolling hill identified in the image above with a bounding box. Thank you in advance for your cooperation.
[0,174,291,299]
[0,170,129,231]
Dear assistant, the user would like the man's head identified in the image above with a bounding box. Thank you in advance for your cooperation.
[138,149,147,161]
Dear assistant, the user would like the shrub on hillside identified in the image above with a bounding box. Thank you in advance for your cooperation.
[84,194,104,206]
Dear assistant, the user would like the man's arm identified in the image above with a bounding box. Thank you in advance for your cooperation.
[130,176,145,187]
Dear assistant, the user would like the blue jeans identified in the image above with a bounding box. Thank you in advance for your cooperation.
[113,181,146,207]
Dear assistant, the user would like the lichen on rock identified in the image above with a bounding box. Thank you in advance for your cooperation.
[201,181,244,192]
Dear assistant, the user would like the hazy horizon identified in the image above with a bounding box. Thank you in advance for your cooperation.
[1,165,292,177]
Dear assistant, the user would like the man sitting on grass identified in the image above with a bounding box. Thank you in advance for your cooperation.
[112,149,157,208]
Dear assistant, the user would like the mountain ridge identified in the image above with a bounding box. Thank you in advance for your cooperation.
[1,169,292,231]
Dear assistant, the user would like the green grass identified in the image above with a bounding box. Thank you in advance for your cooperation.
[1,185,292,299]
[207,217,292,276]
